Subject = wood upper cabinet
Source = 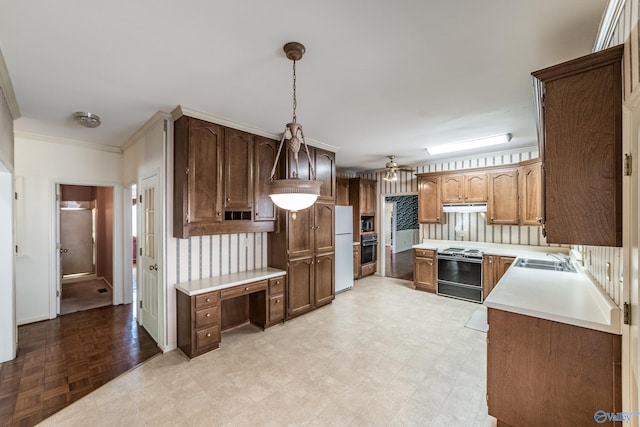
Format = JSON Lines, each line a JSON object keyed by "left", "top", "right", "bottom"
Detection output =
{"left": 359, "top": 179, "right": 377, "bottom": 215}
{"left": 441, "top": 175, "right": 463, "bottom": 203}
{"left": 315, "top": 148, "right": 336, "bottom": 202}
{"left": 464, "top": 173, "right": 488, "bottom": 202}
{"left": 519, "top": 160, "right": 542, "bottom": 226}
{"left": 287, "top": 207, "right": 314, "bottom": 259}
{"left": 315, "top": 252, "right": 335, "bottom": 307}
{"left": 173, "top": 115, "right": 276, "bottom": 237}
{"left": 314, "top": 202, "right": 335, "bottom": 254}
{"left": 253, "top": 136, "right": 278, "bottom": 222}
{"left": 174, "top": 116, "right": 223, "bottom": 238}
{"left": 224, "top": 128, "right": 254, "bottom": 211}
{"left": 414, "top": 249, "right": 436, "bottom": 292}
{"left": 336, "top": 177, "right": 350, "bottom": 206}
{"left": 417, "top": 175, "right": 445, "bottom": 224}
{"left": 441, "top": 173, "right": 487, "bottom": 203}
{"left": 532, "top": 45, "right": 623, "bottom": 246}
{"left": 487, "top": 169, "right": 519, "bottom": 225}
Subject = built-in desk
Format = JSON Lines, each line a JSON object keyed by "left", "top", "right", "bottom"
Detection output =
{"left": 175, "top": 267, "right": 286, "bottom": 359}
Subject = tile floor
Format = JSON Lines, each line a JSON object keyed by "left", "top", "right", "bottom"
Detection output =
{"left": 37, "top": 276, "right": 495, "bottom": 426}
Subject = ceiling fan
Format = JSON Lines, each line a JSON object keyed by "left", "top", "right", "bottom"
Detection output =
{"left": 382, "top": 155, "right": 414, "bottom": 181}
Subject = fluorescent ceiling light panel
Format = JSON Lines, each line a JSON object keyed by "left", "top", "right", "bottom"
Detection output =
{"left": 427, "top": 133, "right": 512, "bottom": 155}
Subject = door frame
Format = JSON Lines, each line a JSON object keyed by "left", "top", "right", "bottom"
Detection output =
{"left": 50, "top": 179, "right": 124, "bottom": 318}
{"left": 379, "top": 191, "right": 418, "bottom": 278}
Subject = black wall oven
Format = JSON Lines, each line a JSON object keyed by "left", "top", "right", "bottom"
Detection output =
{"left": 361, "top": 234, "right": 377, "bottom": 265}
{"left": 437, "top": 247, "right": 483, "bottom": 303}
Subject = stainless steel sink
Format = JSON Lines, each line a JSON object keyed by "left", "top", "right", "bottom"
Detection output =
{"left": 513, "top": 258, "right": 577, "bottom": 273}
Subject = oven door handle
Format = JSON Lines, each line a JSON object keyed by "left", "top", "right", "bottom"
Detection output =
{"left": 437, "top": 254, "right": 482, "bottom": 264}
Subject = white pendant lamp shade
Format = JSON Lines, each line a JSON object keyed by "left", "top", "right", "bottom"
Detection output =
{"left": 267, "top": 41, "right": 323, "bottom": 216}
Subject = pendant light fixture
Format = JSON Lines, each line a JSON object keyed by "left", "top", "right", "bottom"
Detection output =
{"left": 268, "top": 42, "right": 322, "bottom": 218}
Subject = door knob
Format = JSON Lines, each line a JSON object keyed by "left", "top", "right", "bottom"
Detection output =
{"left": 149, "top": 264, "right": 158, "bottom": 271}
{"left": 60, "top": 248, "right": 68, "bottom": 253}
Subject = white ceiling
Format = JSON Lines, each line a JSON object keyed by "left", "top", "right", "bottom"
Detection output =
{"left": 0, "top": 1, "right": 609, "bottom": 172}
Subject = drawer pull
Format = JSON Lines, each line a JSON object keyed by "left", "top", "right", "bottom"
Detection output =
{"left": 275, "top": 281, "right": 279, "bottom": 285}
{"left": 206, "top": 333, "right": 211, "bottom": 337}
{"left": 206, "top": 313, "right": 211, "bottom": 317}
{"left": 245, "top": 287, "right": 250, "bottom": 291}
{"left": 275, "top": 299, "right": 280, "bottom": 303}
{"left": 205, "top": 298, "right": 211, "bottom": 302}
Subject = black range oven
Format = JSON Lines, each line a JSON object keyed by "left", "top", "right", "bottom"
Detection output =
{"left": 361, "top": 234, "right": 377, "bottom": 265}
{"left": 437, "top": 247, "right": 483, "bottom": 303}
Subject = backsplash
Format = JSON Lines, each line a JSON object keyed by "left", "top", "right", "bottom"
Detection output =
{"left": 580, "top": 245, "right": 623, "bottom": 307}
{"left": 170, "top": 232, "right": 267, "bottom": 284}
{"left": 421, "top": 212, "right": 552, "bottom": 246}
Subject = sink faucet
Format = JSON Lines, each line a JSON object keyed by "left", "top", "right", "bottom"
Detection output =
{"left": 547, "top": 253, "right": 570, "bottom": 267}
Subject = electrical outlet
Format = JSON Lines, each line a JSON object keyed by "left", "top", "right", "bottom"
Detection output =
{"left": 455, "top": 230, "right": 464, "bottom": 238}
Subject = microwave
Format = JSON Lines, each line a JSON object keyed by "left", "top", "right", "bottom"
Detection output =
{"left": 361, "top": 219, "right": 373, "bottom": 232}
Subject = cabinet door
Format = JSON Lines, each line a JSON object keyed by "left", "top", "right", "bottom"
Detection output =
{"left": 188, "top": 119, "right": 223, "bottom": 225}
{"left": 315, "top": 253, "right": 335, "bottom": 306}
{"left": 418, "top": 176, "right": 444, "bottom": 224}
{"left": 287, "top": 257, "right": 314, "bottom": 318}
{"left": 464, "top": 173, "right": 488, "bottom": 202}
{"left": 287, "top": 208, "right": 314, "bottom": 258}
{"left": 497, "top": 256, "right": 515, "bottom": 279}
{"left": 365, "top": 180, "right": 377, "bottom": 214}
{"left": 483, "top": 255, "right": 497, "bottom": 297}
{"left": 254, "top": 136, "right": 278, "bottom": 222}
{"left": 336, "top": 177, "right": 350, "bottom": 206}
{"left": 487, "top": 170, "right": 519, "bottom": 225}
{"left": 287, "top": 144, "right": 313, "bottom": 180}
{"left": 224, "top": 128, "right": 254, "bottom": 211}
{"left": 414, "top": 255, "right": 435, "bottom": 292}
{"left": 314, "top": 202, "right": 335, "bottom": 254}
{"left": 315, "top": 148, "right": 336, "bottom": 202}
{"left": 519, "top": 162, "right": 542, "bottom": 226}
{"left": 441, "top": 175, "right": 463, "bottom": 203}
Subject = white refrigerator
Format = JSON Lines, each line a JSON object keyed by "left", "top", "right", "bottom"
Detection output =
{"left": 335, "top": 206, "right": 354, "bottom": 293}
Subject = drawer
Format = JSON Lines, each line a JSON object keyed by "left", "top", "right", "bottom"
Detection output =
{"left": 269, "top": 277, "right": 285, "bottom": 295}
{"left": 269, "top": 295, "right": 284, "bottom": 323}
{"left": 195, "top": 325, "right": 220, "bottom": 350}
{"left": 195, "top": 306, "right": 219, "bottom": 329}
{"left": 220, "top": 280, "right": 267, "bottom": 300}
{"left": 415, "top": 249, "right": 436, "bottom": 258}
{"left": 361, "top": 262, "right": 376, "bottom": 277}
{"left": 195, "top": 291, "right": 220, "bottom": 309}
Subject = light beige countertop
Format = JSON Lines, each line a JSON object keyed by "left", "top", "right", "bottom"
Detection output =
{"left": 175, "top": 267, "right": 286, "bottom": 296}
{"left": 412, "top": 239, "right": 621, "bottom": 334}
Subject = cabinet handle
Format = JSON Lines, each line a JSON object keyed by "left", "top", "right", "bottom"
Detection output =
{"left": 436, "top": 217, "right": 439, "bottom": 221}
{"left": 205, "top": 298, "right": 211, "bottom": 302}
{"left": 489, "top": 259, "right": 493, "bottom": 264}
{"left": 206, "top": 313, "right": 211, "bottom": 317}
{"left": 206, "top": 333, "right": 211, "bottom": 337}
{"left": 536, "top": 216, "right": 543, "bottom": 224}
{"left": 255, "top": 212, "right": 259, "bottom": 216}
{"left": 427, "top": 261, "right": 432, "bottom": 266}
{"left": 245, "top": 287, "right": 250, "bottom": 291}
{"left": 275, "top": 299, "right": 280, "bottom": 303}
{"left": 316, "top": 226, "right": 319, "bottom": 229}
{"left": 217, "top": 212, "right": 221, "bottom": 216}
{"left": 275, "top": 281, "right": 279, "bottom": 285}
{"left": 490, "top": 217, "right": 494, "bottom": 221}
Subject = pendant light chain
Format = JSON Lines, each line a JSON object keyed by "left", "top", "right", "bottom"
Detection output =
{"left": 292, "top": 60, "right": 297, "bottom": 123}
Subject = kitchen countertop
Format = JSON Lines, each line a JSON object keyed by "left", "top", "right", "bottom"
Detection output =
{"left": 413, "top": 239, "right": 622, "bottom": 334}
{"left": 175, "top": 267, "right": 286, "bottom": 296}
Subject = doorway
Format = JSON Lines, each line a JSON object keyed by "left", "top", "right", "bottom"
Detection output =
{"left": 57, "top": 184, "right": 114, "bottom": 315}
{"left": 382, "top": 194, "right": 419, "bottom": 281}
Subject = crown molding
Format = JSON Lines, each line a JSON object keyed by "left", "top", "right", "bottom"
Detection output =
{"left": 121, "top": 110, "right": 172, "bottom": 152}
{"left": 0, "top": 48, "right": 21, "bottom": 119}
{"left": 14, "top": 131, "right": 122, "bottom": 154}
{"left": 171, "top": 105, "right": 339, "bottom": 152}
{"left": 594, "top": 0, "right": 625, "bottom": 52}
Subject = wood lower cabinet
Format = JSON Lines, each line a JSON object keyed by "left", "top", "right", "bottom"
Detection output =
{"left": 353, "top": 245, "right": 360, "bottom": 280}
{"left": 483, "top": 255, "right": 515, "bottom": 298}
{"left": 532, "top": 45, "right": 623, "bottom": 246}
{"left": 487, "top": 308, "right": 621, "bottom": 426}
{"left": 414, "top": 249, "right": 436, "bottom": 292}
{"left": 418, "top": 175, "right": 444, "bottom": 224}
{"left": 487, "top": 169, "right": 519, "bottom": 225}
{"left": 177, "top": 290, "right": 221, "bottom": 358}
{"left": 287, "top": 257, "right": 314, "bottom": 318}
{"left": 267, "top": 276, "right": 285, "bottom": 326}
{"left": 315, "top": 253, "right": 335, "bottom": 307}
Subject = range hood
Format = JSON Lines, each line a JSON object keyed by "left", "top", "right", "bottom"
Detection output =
{"left": 442, "top": 203, "right": 487, "bottom": 213}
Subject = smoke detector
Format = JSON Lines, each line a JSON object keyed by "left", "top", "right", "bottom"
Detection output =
{"left": 73, "top": 112, "right": 101, "bottom": 128}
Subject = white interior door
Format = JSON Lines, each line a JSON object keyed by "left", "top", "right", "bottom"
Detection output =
{"left": 139, "top": 175, "right": 159, "bottom": 343}
{"left": 55, "top": 184, "right": 62, "bottom": 314}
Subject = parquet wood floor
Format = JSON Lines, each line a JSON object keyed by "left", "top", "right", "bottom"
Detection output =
{"left": 0, "top": 304, "right": 160, "bottom": 426}
{"left": 385, "top": 249, "right": 414, "bottom": 281}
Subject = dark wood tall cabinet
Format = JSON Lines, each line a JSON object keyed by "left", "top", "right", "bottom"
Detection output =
{"left": 532, "top": 45, "right": 623, "bottom": 246}
{"left": 268, "top": 147, "right": 336, "bottom": 319}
